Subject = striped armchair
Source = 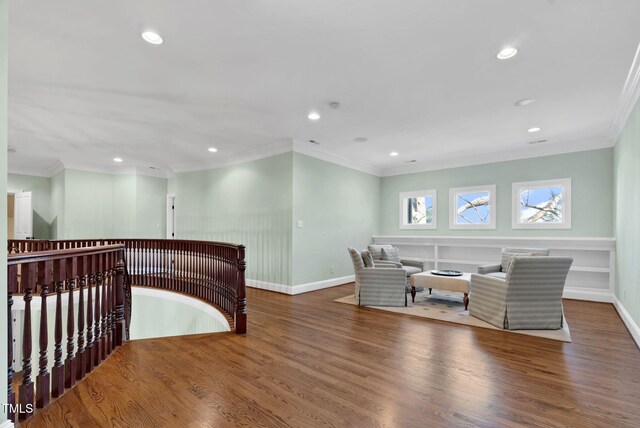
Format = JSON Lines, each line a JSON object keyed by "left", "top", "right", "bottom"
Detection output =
{"left": 348, "top": 248, "right": 406, "bottom": 307}
{"left": 469, "top": 256, "right": 573, "bottom": 330}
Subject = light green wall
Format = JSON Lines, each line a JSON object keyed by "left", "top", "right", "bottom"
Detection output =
{"left": 8, "top": 173, "right": 53, "bottom": 238}
{"left": 36, "top": 170, "right": 168, "bottom": 239}
{"left": 50, "top": 170, "right": 65, "bottom": 239}
{"left": 63, "top": 170, "right": 115, "bottom": 238}
{"left": 135, "top": 175, "right": 167, "bottom": 238}
{"left": 292, "top": 153, "right": 380, "bottom": 285}
{"left": 1, "top": 0, "right": 8, "bottom": 422}
{"left": 614, "top": 99, "right": 640, "bottom": 326}
{"left": 112, "top": 174, "right": 137, "bottom": 237}
{"left": 380, "top": 148, "right": 614, "bottom": 237}
{"left": 174, "top": 153, "right": 293, "bottom": 285}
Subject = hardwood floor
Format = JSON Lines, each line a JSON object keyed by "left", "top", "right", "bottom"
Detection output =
{"left": 22, "top": 284, "right": 640, "bottom": 427}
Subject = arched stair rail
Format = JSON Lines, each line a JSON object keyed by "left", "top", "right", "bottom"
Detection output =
{"left": 8, "top": 239, "right": 247, "bottom": 335}
{"left": 6, "top": 238, "right": 247, "bottom": 422}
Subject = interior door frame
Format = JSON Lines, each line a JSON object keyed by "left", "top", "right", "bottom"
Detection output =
{"left": 166, "top": 193, "right": 176, "bottom": 239}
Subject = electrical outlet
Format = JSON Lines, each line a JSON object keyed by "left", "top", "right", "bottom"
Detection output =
{"left": 330, "top": 266, "right": 334, "bottom": 274}
{"left": 297, "top": 220, "right": 303, "bottom": 228}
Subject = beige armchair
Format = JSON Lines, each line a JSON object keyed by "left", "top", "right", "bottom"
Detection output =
{"left": 348, "top": 248, "right": 406, "bottom": 307}
{"left": 367, "top": 244, "right": 428, "bottom": 293}
{"left": 469, "top": 256, "right": 573, "bottom": 330}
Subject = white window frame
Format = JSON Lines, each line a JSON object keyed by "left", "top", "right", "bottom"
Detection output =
{"left": 399, "top": 189, "right": 437, "bottom": 229}
{"left": 512, "top": 178, "right": 571, "bottom": 229}
{"left": 449, "top": 185, "right": 496, "bottom": 230}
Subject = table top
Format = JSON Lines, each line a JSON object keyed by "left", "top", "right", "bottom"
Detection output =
{"left": 412, "top": 271, "right": 472, "bottom": 281}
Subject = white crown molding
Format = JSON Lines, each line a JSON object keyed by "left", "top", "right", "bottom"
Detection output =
{"left": 171, "top": 138, "right": 294, "bottom": 173}
{"left": 293, "top": 142, "right": 383, "bottom": 176}
{"left": 608, "top": 40, "right": 640, "bottom": 144}
{"left": 63, "top": 163, "right": 171, "bottom": 178}
{"left": 380, "top": 136, "right": 612, "bottom": 177}
{"left": 8, "top": 159, "right": 64, "bottom": 178}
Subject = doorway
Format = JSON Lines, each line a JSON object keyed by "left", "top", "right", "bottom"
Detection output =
{"left": 166, "top": 194, "right": 176, "bottom": 239}
{"left": 7, "top": 193, "right": 14, "bottom": 239}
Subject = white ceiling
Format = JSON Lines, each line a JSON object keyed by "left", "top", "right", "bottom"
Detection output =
{"left": 8, "top": 0, "right": 640, "bottom": 177}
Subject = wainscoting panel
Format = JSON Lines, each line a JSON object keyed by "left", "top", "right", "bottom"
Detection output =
{"left": 373, "top": 236, "right": 616, "bottom": 302}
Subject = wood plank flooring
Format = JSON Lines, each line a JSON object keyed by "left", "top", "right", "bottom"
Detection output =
{"left": 22, "top": 284, "right": 640, "bottom": 427}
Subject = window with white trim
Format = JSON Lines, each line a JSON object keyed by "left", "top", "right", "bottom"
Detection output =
{"left": 449, "top": 185, "right": 496, "bottom": 229}
{"left": 512, "top": 178, "right": 571, "bottom": 229}
{"left": 399, "top": 190, "right": 437, "bottom": 229}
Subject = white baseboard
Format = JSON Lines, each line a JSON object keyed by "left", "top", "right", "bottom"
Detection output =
{"left": 246, "top": 279, "right": 292, "bottom": 294}
{"left": 0, "top": 420, "right": 15, "bottom": 428}
{"left": 613, "top": 296, "right": 640, "bottom": 349}
{"left": 563, "top": 287, "right": 614, "bottom": 303}
{"left": 291, "top": 275, "right": 355, "bottom": 295}
{"left": 246, "top": 275, "right": 354, "bottom": 296}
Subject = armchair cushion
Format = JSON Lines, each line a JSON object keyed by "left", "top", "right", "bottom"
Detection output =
{"left": 374, "top": 260, "right": 403, "bottom": 268}
{"left": 381, "top": 247, "right": 401, "bottom": 264}
{"left": 361, "top": 250, "right": 375, "bottom": 268}
{"left": 402, "top": 266, "right": 422, "bottom": 276}
{"left": 486, "top": 272, "right": 506, "bottom": 279}
{"left": 368, "top": 244, "right": 393, "bottom": 260}
{"left": 401, "top": 257, "right": 429, "bottom": 271}
{"left": 477, "top": 264, "right": 502, "bottom": 275}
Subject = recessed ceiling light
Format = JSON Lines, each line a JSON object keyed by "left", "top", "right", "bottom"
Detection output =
{"left": 497, "top": 47, "right": 518, "bottom": 60}
{"left": 515, "top": 98, "right": 535, "bottom": 107}
{"left": 208, "top": 147, "right": 218, "bottom": 153}
{"left": 354, "top": 137, "right": 368, "bottom": 143}
{"left": 113, "top": 157, "right": 123, "bottom": 163}
{"left": 528, "top": 127, "right": 541, "bottom": 133}
{"left": 308, "top": 112, "right": 320, "bottom": 121}
{"left": 390, "top": 151, "right": 399, "bottom": 157}
{"left": 141, "top": 31, "right": 163, "bottom": 45}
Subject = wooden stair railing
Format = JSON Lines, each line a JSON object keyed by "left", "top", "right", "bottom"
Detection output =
{"left": 6, "top": 244, "right": 130, "bottom": 422}
{"left": 8, "top": 239, "right": 247, "bottom": 335}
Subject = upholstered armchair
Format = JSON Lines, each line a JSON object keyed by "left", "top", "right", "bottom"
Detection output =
{"left": 469, "top": 256, "right": 573, "bottom": 330}
{"left": 367, "top": 244, "right": 428, "bottom": 293}
{"left": 348, "top": 248, "right": 407, "bottom": 307}
{"left": 477, "top": 247, "right": 550, "bottom": 279}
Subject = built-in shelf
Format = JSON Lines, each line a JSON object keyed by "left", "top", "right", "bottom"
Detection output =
{"left": 373, "top": 235, "right": 615, "bottom": 302}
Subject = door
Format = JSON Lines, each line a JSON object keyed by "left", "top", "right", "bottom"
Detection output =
{"left": 14, "top": 191, "right": 33, "bottom": 239}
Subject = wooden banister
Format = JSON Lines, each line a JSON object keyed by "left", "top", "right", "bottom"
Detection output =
{"left": 7, "top": 244, "right": 131, "bottom": 422}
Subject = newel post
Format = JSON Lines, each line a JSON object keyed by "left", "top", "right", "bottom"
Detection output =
{"left": 235, "top": 245, "right": 247, "bottom": 334}
{"left": 114, "top": 249, "right": 126, "bottom": 347}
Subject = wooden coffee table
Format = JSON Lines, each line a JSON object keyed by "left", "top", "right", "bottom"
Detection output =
{"left": 409, "top": 271, "right": 472, "bottom": 310}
